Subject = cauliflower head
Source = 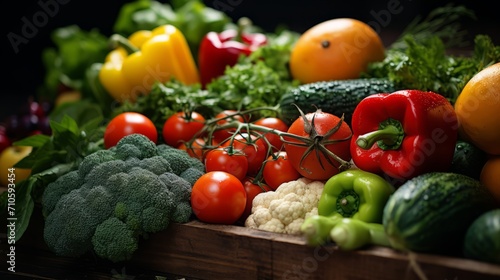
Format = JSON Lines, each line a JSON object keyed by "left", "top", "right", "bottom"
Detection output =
{"left": 244, "top": 177, "right": 324, "bottom": 235}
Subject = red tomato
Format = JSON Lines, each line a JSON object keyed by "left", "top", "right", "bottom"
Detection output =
{"left": 222, "top": 133, "right": 267, "bottom": 176}
{"left": 240, "top": 177, "right": 272, "bottom": 221}
{"left": 263, "top": 151, "right": 301, "bottom": 190}
{"left": 162, "top": 111, "right": 206, "bottom": 147}
{"left": 204, "top": 147, "right": 249, "bottom": 181}
{"left": 284, "top": 111, "right": 352, "bottom": 180}
{"left": 212, "top": 110, "right": 245, "bottom": 144}
{"left": 104, "top": 112, "right": 158, "bottom": 149}
{"left": 191, "top": 171, "right": 247, "bottom": 224}
{"left": 254, "top": 117, "right": 289, "bottom": 152}
{"left": 178, "top": 138, "right": 206, "bottom": 161}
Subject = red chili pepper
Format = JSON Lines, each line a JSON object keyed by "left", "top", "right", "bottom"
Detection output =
{"left": 349, "top": 90, "right": 458, "bottom": 181}
{"left": 198, "top": 18, "right": 267, "bottom": 88}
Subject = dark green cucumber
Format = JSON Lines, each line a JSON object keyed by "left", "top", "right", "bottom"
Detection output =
{"left": 383, "top": 172, "right": 496, "bottom": 255}
{"left": 463, "top": 209, "right": 500, "bottom": 264}
{"left": 278, "top": 78, "right": 398, "bottom": 125}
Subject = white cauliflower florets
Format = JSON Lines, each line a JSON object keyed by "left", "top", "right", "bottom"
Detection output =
{"left": 244, "top": 177, "right": 324, "bottom": 235}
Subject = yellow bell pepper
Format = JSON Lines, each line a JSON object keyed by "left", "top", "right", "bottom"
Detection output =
{"left": 99, "top": 25, "right": 200, "bottom": 102}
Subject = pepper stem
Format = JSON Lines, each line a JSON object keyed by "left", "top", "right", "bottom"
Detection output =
{"left": 336, "top": 190, "right": 360, "bottom": 217}
{"left": 109, "top": 34, "right": 139, "bottom": 54}
{"left": 235, "top": 17, "right": 252, "bottom": 42}
{"left": 356, "top": 118, "right": 405, "bottom": 150}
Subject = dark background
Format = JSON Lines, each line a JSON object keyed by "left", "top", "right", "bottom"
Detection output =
{"left": 2, "top": 0, "right": 499, "bottom": 120}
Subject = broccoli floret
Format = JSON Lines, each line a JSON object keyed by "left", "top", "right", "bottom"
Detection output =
{"left": 44, "top": 185, "right": 115, "bottom": 257}
{"left": 84, "top": 159, "right": 129, "bottom": 187}
{"left": 115, "top": 134, "right": 158, "bottom": 159}
{"left": 157, "top": 144, "right": 205, "bottom": 175}
{"left": 92, "top": 217, "right": 138, "bottom": 263}
{"left": 78, "top": 149, "right": 116, "bottom": 179}
{"left": 171, "top": 202, "right": 193, "bottom": 223}
{"left": 179, "top": 167, "right": 205, "bottom": 186}
{"left": 42, "top": 134, "right": 205, "bottom": 263}
{"left": 41, "top": 170, "right": 83, "bottom": 217}
{"left": 158, "top": 172, "right": 193, "bottom": 223}
{"left": 138, "top": 156, "right": 173, "bottom": 175}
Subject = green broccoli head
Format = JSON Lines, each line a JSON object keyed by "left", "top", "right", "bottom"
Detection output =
{"left": 42, "top": 133, "right": 205, "bottom": 262}
{"left": 92, "top": 217, "right": 138, "bottom": 263}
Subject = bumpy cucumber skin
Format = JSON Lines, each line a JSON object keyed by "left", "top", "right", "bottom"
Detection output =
{"left": 279, "top": 78, "right": 397, "bottom": 126}
{"left": 383, "top": 172, "right": 496, "bottom": 255}
{"left": 463, "top": 209, "right": 500, "bottom": 264}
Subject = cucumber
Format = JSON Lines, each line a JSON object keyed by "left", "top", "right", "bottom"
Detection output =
{"left": 463, "top": 209, "right": 500, "bottom": 264}
{"left": 278, "top": 78, "right": 398, "bottom": 125}
{"left": 450, "top": 140, "right": 488, "bottom": 180}
{"left": 383, "top": 172, "right": 496, "bottom": 255}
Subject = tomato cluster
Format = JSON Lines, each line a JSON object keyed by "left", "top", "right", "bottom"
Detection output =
{"left": 103, "top": 108, "right": 353, "bottom": 225}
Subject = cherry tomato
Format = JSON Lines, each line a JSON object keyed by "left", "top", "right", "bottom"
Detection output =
{"left": 212, "top": 110, "right": 245, "bottom": 144}
{"left": 178, "top": 138, "right": 206, "bottom": 161}
{"left": 222, "top": 133, "right": 267, "bottom": 176}
{"left": 204, "top": 147, "right": 249, "bottom": 181}
{"left": 191, "top": 171, "right": 247, "bottom": 224}
{"left": 263, "top": 151, "right": 301, "bottom": 190}
{"left": 254, "top": 117, "right": 289, "bottom": 152}
{"left": 162, "top": 111, "right": 206, "bottom": 147}
{"left": 104, "top": 112, "right": 158, "bottom": 149}
{"left": 240, "top": 177, "right": 272, "bottom": 221}
{"left": 284, "top": 110, "right": 352, "bottom": 180}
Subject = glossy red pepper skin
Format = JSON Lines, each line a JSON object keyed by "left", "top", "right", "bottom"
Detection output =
{"left": 350, "top": 90, "right": 458, "bottom": 181}
{"left": 198, "top": 29, "right": 267, "bottom": 87}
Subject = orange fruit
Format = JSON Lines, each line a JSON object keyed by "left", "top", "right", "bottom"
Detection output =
{"left": 289, "top": 18, "right": 385, "bottom": 84}
{"left": 480, "top": 156, "right": 500, "bottom": 203}
{"left": 454, "top": 62, "right": 500, "bottom": 155}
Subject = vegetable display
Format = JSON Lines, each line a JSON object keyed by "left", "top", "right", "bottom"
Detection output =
{"left": 3, "top": 1, "right": 500, "bottom": 277}
{"left": 350, "top": 90, "right": 458, "bottom": 181}
{"left": 42, "top": 134, "right": 205, "bottom": 262}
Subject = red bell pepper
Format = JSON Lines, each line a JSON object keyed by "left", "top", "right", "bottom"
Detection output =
{"left": 198, "top": 18, "right": 267, "bottom": 88}
{"left": 349, "top": 90, "right": 458, "bottom": 181}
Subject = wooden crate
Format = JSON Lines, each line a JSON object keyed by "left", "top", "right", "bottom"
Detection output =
{"left": 131, "top": 221, "right": 500, "bottom": 280}
{"left": 2, "top": 212, "right": 500, "bottom": 280}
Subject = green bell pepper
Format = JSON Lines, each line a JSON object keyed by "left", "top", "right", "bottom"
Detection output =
{"left": 318, "top": 169, "right": 395, "bottom": 221}
{"left": 301, "top": 169, "right": 394, "bottom": 246}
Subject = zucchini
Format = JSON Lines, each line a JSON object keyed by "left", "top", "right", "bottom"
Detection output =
{"left": 450, "top": 140, "right": 488, "bottom": 180}
{"left": 463, "top": 209, "right": 500, "bottom": 264}
{"left": 278, "top": 78, "right": 398, "bottom": 125}
{"left": 383, "top": 172, "right": 496, "bottom": 255}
